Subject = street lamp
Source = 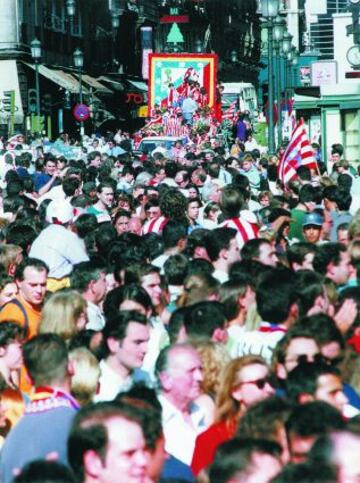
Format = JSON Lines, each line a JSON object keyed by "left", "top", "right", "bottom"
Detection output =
{"left": 292, "top": 49, "right": 299, "bottom": 93}
{"left": 73, "top": 47, "right": 84, "bottom": 104}
{"left": 273, "top": 15, "right": 286, "bottom": 147}
{"left": 110, "top": 10, "right": 122, "bottom": 70}
{"left": 194, "top": 39, "right": 203, "bottom": 53}
{"left": 282, "top": 32, "right": 293, "bottom": 111}
{"left": 282, "top": 31, "right": 293, "bottom": 55}
{"left": 66, "top": 0, "right": 76, "bottom": 54}
{"left": 230, "top": 50, "right": 238, "bottom": 63}
{"left": 260, "top": 0, "right": 280, "bottom": 155}
{"left": 73, "top": 47, "right": 84, "bottom": 137}
{"left": 111, "top": 11, "right": 120, "bottom": 28}
{"left": 287, "top": 47, "right": 298, "bottom": 99}
{"left": 31, "top": 38, "right": 41, "bottom": 127}
{"left": 66, "top": 0, "right": 76, "bottom": 17}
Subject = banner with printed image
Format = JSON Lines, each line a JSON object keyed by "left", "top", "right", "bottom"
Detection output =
{"left": 148, "top": 53, "right": 218, "bottom": 111}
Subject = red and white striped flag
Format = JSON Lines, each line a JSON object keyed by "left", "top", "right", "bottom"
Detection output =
{"left": 222, "top": 101, "right": 237, "bottom": 122}
{"left": 278, "top": 118, "right": 318, "bottom": 184}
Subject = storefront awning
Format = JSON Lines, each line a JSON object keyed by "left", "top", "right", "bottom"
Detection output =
{"left": 98, "top": 76, "right": 125, "bottom": 91}
{"left": 127, "top": 80, "right": 148, "bottom": 92}
{"left": 0, "top": 60, "right": 24, "bottom": 125}
{"left": 24, "top": 63, "right": 87, "bottom": 94}
{"left": 80, "top": 74, "right": 112, "bottom": 94}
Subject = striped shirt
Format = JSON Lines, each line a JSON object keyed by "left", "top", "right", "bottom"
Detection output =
{"left": 219, "top": 217, "right": 259, "bottom": 249}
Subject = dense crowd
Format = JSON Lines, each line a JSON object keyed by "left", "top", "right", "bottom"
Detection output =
{"left": 0, "top": 126, "right": 359, "bottom": 483}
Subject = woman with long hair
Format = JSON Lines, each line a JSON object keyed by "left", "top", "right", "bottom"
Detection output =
{"left": 192, "top": 340, "right": 230, "bottom": 427}
{"left": 191, "top": 355, "right": 274, "bottom": 476}
{"left": 69, "top": 347, "right": 101, "bottom": 407}
{"left": 39, "top": 290, "right": 87, "bottom": 344}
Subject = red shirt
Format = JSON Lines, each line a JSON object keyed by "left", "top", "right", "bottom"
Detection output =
{"left": 191, "top": 420, "right": 236, "bottom": 476}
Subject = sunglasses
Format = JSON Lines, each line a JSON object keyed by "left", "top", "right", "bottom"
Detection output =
{"left": 285, "top": 353, "right": 324, "bottom": 366}
{"left": 237, "top": 377, "right": 271, "bottom": 390}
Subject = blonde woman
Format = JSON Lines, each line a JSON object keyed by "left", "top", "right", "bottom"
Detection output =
{"left": 191, "top": 355, "right": 274, "bottom": 476}
{"left": 69, "top": 347, "right": 100, "bottom": 407}
{"left": 39, "top": 290, "right": 87, "bottom": 343}
{"left": 193, "top": 340, "right": 230, "bottom": 427}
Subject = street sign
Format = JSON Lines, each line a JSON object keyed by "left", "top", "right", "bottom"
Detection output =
{"left": 73, "top": 103, "right": 90, "bottom": 122}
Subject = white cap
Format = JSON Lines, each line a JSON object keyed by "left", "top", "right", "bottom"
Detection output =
{"left": 46, "top": 200, "right": 74, "bottom": 224}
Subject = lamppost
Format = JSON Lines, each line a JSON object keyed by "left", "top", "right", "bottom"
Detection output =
{"left": 73, "top": 47, "right": 84, "bottom": 137}
{"left": 260, "top": 0, "right": 280, "bottom": 155}
{"left": 30, "top": 38, "right": 41, "bottom": 127}
{"left": 282, "top": 31, "right": 293, "bottom": 108}
{"left": 286, "top": 46, "right": 297, "bottom": 100}
{"left": 66, "top": 0, "right": 76, "bottom": 17}
{"left": 273, "top": 15, "right": 285, "bottom": 147}
{"left": 194, "top": 39, "right": 203, "bottom": 53}
{"left": 230, "top": 50, "right": 238, "bottom": 63}
{"left": 291, "top": 47, "right": 299, "bottom": 98}
{"left": 111, "top": 10, "right": 120, "bottom": 71}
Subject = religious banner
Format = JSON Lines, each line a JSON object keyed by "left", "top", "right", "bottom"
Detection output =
{"left": 148, "top": 53, "right": 218, "bottom": 111}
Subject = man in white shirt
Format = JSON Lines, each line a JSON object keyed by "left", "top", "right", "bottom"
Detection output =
{"left": 29, "top": 200, "right": 89, "bottom": 290}
{"left": 70, "top": 261, "right": 107, "bottom": 331}
{"left": 156, "top": 343, "right": 206, "bottom": 465}
{"left": 94, "top": 311, "right": 150, "bottom": 402}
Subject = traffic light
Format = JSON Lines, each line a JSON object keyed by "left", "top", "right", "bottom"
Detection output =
{"left": 64, "top": 90, "right": 71, "bottom": 110}
{"left": 41, "top": 93, "right": 52, "bottom": 114}
{"left": 2, "top": 90, "right": 15, "bottom": 113}
{"left": 28, "top": 89, "right": 37, "bottom": 114}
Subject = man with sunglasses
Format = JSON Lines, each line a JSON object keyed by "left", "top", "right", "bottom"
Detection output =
{"left": 272, "top": 326, "right": 322, "bottom": 384}
{"left": 273, "top": 323, "right": 360, "bottom": 415}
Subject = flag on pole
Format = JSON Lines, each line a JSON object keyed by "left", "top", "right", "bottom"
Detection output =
{"left": 222, "top": 101, "right": 237, "bottom": 122}
{"left": 278, "top": 118, "right": 318, "bottom": 184}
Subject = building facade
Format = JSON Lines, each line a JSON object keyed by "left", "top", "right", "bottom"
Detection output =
{"left": 0, "top": 0, "right": 261, "bottom": 138}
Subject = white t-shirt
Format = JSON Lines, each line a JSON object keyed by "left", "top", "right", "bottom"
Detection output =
{"left": 158, "top": 395, "right": 207, "bottom": 465}
{"left": 29, "top": 224, "right": 89, "bottom": 278}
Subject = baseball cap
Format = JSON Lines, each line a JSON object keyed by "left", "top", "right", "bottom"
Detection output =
{"left": 46, "top": 200, "right": 74, "bottom": 224}
{"left": 303, "top": 212, "right": 323, "bottom": 227}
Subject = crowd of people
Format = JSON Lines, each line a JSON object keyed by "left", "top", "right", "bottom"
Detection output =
{"left": 0, "top": 124, "right": 358, "bottom": 483}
